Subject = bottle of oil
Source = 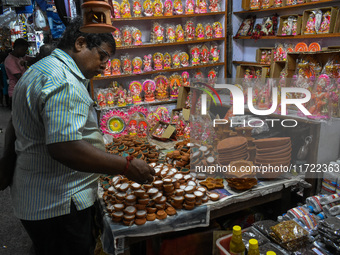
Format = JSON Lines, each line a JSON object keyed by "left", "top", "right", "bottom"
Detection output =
{"left": 229, "top": 225, "right": 245, "bottom": 255}
{"left": 266, "top": 252, "right": 276, "bottom": 255}
{"left": 248, "top": 239, "right": 260, "bottom": 255}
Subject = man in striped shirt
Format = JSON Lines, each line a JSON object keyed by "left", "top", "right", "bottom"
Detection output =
{"left": 0, "top": 18, "right": 155, "bottom": 255}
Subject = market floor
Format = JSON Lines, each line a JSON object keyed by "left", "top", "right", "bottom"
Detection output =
{"left": 0, "top": 106, "right": 32, "bottom": 255}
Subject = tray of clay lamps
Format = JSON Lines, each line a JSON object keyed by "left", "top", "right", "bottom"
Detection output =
{"left": 106, "top": 135, "right": 160, "bottom": 164}
{"left": 100, "top": 163, "right": 221, "bottom": 226}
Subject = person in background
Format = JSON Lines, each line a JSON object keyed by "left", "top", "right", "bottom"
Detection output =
{"left": 28, "top": 43, "right": 55, "bottom": 65}
{"left": 4, "top": 38, "right": 29, "bottom": 109}
{"left": 0, "top": 51, "right": 9, "bottom": 107}
{"left": 0, "top": 17, "right": 155, "bottom": 255}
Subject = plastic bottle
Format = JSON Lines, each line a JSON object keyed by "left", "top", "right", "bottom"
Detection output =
{"left": 287, "top": 206, "right": 311, "bottom": 219}
{"left": 248, "top": 239, "right": 260, "bottom": 255}
{"left": 320, "top": 194, "right": 340, "bottom": 205}
{"left": 266, "top": 252, "right": 276, "bottom": 255}
{"left": 323, "top": 204, "right": 340, "bottom": 217}
{"left": 229, "top": 225, "right": 245, "bottom": 255}
{"left": 306, "top": 195, "right": 325, "bottom": 213}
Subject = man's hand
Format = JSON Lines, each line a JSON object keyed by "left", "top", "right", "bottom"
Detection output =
{"left": 124, "top": 159, "right": 155, "bottom": 184}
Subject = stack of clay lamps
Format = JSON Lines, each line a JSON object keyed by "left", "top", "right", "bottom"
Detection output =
{"left": 101, "top": 163, "right": 220, "bottom": 226}
{"left": 254, "top": 137, "right": 292, "bottom": 179}
{"left": 217, "top": 136, "right": 249, "bottom": 165}
{"left": 226, "top": 160, "right": 258, "bottom": 190}
{"left": 106, "top": 135, "right": 160, "bottom": 164}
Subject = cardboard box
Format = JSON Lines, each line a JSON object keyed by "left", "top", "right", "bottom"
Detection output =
{"left": 269, "top": 61, "right": 287, "bottom": 78}
{"left": 256, "top": 48, "right": 274, "bottom": 64}
{"left": 151, "top": 121, "right": 176, "bottom": 141}
{"left": 302, "top": 7, "right": 339, "bottom": 35}
{"left": 177, "top": 86, "right": 190, "bottom": 109}
{"left": 277, "top": 15, "right": 302, "bottom": 36}
{"left": 236, "top": 64, "right": 270, "bottom": 84}
{"left": 170, "top": 108, "right": 182, "bottom": 125}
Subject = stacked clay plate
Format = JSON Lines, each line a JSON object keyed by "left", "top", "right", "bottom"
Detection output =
{"left": 254, "top": 137, "right": 292, "bottom": 179}
{"left": 226, "top": 160, "right": 258, "bottom": 190}
{"left": 217, "top": 136, "right": 249, "bottom": 165}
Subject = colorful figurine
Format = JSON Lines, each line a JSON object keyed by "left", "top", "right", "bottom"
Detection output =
{"left": 197, "top": 0, "right": 207, "bottom": 13}
{"left": 104, "top": 61, "right": 111, "bottom": 76}
{"left": 318, "top": 11, "right": 331, "bottom": 34}
{"left": 191, "top": 46, "right": 200, "bottom": 66}
{"left": 155, "top": 75, "right": 169, "bottom": 100}
{"left": 112, "top": 1, "right": 121, "bottom": 18}
{"left": 208, "top": 68, "right": 217, "bottom": 85}
{"left": 205, "top": 23, "right": 213, "bottom": 39}
{"left": 117, "top": 90, "right": 127, "bottom": 107}
{"left": 176, "top": 24, "right": 185, "bottom": 42}
{"left": 132, "top": 57, "right": 143, "bottom": 74}
{"left": 209, "top": 0, "right": 220, "bottom": 12}
{"left": 182, "top": 71, "right": 190, "bottom": 87}
{"left": 129, "top": 81, "right": 143, "bottom": 104}
{"left": 196, "top": 23, "right": 205, "bottom": 39}
{"left": 122, "top": 55, "right": 132, "bottom": 74}
{"left": 185, "top": 20, "right": 195, "bottom": 41}
{"left": 213, "top": 22, "right": 223, "bottom": 38}
{"left": 210, "top": 44, "right": 220, "bottom": 63}
{"left": 169, "top": 74, "right": 182, "bottom": 99}
{"left": 164, "top": 0, "right": 173, "bottom": 15}
{"left": 185, "top": 0, "right": 195, "bottom": 14}
{"left": 133, "top": 0, "right": 142, "bottom": 17}
{"left": 97, "top": 90, "right": 106, "bottom": 108}
{"left": 200, "top": 44, "right": 209, "bottom": 64}
{"left": 143, "top": 79, "right": 156, "bottom": 102}
{"left": 128, "top": 120, "right": 138, "bottom": 136}
{"left": 121, "top": 0, "right": 132, "bottom": 18}
{"left": 111, "top": 59, "right": 121, "bottom": 75}
{"left": 174, "top": 0, "right": 183, "bottom": 14}
{"left": 250, "top": 0, "right": 261, "bottom": 10}
{"left": 153, "top": 52, "right": 164, "bottom": 70}
{"left": 112, "top": 29, "right": 122, "bottom": 47}
{"left": 305, "top": 12, "right": 316, "bottom": 34}
{"left": 122, "top": 27, "right": 132, "bottom": 46}
{"left": 180, "top": 52, "right": 189, "bottom": 67}
{"left": 143, "top": 0, "right": 153, "bottom": 16}
{"left": 132, "top": 29, "right": 143, "bottom": 45}
{"left": 163, "top": 52, "right": 172, "bottom": 69}
{"left": 153, "top": 0, "right": 164, "bottom": 16}
{"left": 166, "top": 25, "right": 176, "bottom": 42}
{"left": 153, "top": 23, "right": 164, "bottom": 43}
{"left": 172, "top": 53, "right": 181, "bottom": 68}
{"left": 138, "top": 121, "right": 148, "bottom": 137}
{"left": 143, "top": 54, "right": 153, "bottom": 72}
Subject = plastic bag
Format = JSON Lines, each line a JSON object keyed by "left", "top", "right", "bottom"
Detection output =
{"left": 35, "top": 9, "right": 47, "bottom": 29}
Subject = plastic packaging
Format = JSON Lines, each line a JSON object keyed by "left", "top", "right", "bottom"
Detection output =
{"left": 248, "top": 239, "right": 260, "bottom": 255}
{"left": 323, "top": 204, "right": 340, "bottom": 217}
{"left": 320, "top": 163, "right": 339, "bottom": 195}
{"left": 306, "top": 195, "right": 325, "bottom": 213}
{"left": 320, "top": 193, "right": 340, "bottom": 205}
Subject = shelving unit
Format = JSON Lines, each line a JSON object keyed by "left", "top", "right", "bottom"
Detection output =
{"left": 112, "top": 11, "right": 225, "bottom": 20}
{"left": 231, "top": 0, "right": 340, "bottom": 77}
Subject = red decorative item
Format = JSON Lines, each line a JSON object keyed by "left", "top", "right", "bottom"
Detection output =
{"left": 308, "top": 42, "right": 321, "bottom": 52}
{"left": 295, "top": 42, "right": 308, "bottom": 52}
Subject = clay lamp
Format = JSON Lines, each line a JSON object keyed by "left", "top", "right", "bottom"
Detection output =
{"left": 174, "top": 173, "right": 183, "bottom": 181}
{"left": 135, "top": 204, "right": 146, "bottom": 210}
{"left": 166, "top": 207, "right": 177, "bottom": 216}
{"left": 194, "top": 190, "right": 204, "bottom": 199}
{"left": 149, "top": 163, "right": 157, "bottom": 168}
{"left": 197, "top": 173, "right": 206, "bottom": 180}
{"left": 161, "top": 170, "right": 169, "bottom": 177}
{"left": 107, "top": 186, "right": 116, "bottom": 194}
{"left": 138, "top": 198, "right": 150, "bottom": 205}
{"left": 185, "top": 200, "right": 196, "bottom": 206}
{"left": 146, "top": 213, "right": 156, "bottom": 221}
{"left": 124, "top": 206, "right": 137, "bottom": 215}
{"left": 184, "top": 193, "right": 196, "bottom": 201}
{"left": 114, "top": 203, "right": 125, "bottom": 212}
{"left": 173, "top": 196, "right": 184, "bottom": 204}
{"left": 156, "top": 210, "right": 167, "bottom": 220}
{"left": 157, "top": 196, "right": 167, "bottom": 204}
{"left": 208, "top": 192, "right": 220, "bottom": 201}
{"left": 163, "top": 178, "right": 172, "bottom": 185}
{"left": 153, "top": 180, "right": 163, "bottom": 189}
{"left": 146, "top": 207, "right": 157, "bottom": 214}
{"left": 134, "top": 218, "right": 147, "bottom": 225}
{"left": 152, "top": 192, "right": 163, "bottom": 202}
{"left": 111, "top": 211, "right": 123, "bottom": 222}
{"left": 123, "top": 214, "right": 135, "bottom": 221}
{"left": 171, "top": 201, "right": 183, "bottom": 209}
{"left": 155, "top": 203, "right": 166, "bottom": 210}
{"left": 184, "top": 185, "right": 195, "bottom": 194}
{"left": 136, "top": 210, "right": 147, "bottom": 219}
{"left": 131, "top": 183, "right": 141, "bottom": 190}
{"left": 187, "top": 180, "right": 197, "bottom": 187}
{"left": 116, "top": 192, "right": 126, "bottom": 201}
{"left": 183, "top": 204, "right": 195, "bottom": 210}
{"left": 125, "top": 195, "right": 136, "bottom": 203}
{"left": 134, "top": 189, "right": 145, "bottom": 198}
{"left": 142, "top": 184, "right": 153, "bottom": 190}
{"left": 163, "top": 184, "right": 174, "bottom": 193}
{"left": 147, "top": 188, "right": 159, "bottom": 197}
{"left": 195, "top": 199, "right": 202, "bottom": 206}
{"left": 175, "top": 189, "right": 184, "bottom": 196}
{"left": 119, "top": 183, "right": 130, "bottom": 192}
{"left": 179, "top": 185, "right": 187, "bottom": 190}
{"left": 197, "top": 186, "right": 207, "bottom": 194}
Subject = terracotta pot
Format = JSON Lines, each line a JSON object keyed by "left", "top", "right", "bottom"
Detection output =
{"left": 253, "top": 137, "right": 291, "bottom": 149}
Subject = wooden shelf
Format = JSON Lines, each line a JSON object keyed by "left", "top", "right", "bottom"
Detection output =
{"left": 112, "top": 12, "right": 225, "bottom": 21}
{"left": 117, "top": 37, "right": 225, "bottom": 50}
{"left": 95, "top": 99, "right": 177, "bottom": 111}
{"left": 234, "top": 0, "right": 340, "bottom": 15}
{"left": 93, "top": 62, "right": 225, "bottom": 80}
{"left": 234, "top": 33, "right": 340, "bottom": 40}
{"left": 232, "top": 61, "right": 271, "bottom": 66}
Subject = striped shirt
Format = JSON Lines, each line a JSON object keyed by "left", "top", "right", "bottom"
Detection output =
{"left": 11, "top": 48, "right": 105, "bottom": 220}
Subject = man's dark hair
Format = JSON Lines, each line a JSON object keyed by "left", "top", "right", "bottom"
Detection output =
{"left": 13, "top": 38, "right": 29, "bottom": 49}
{"left": 57, "top": 17, "right": 116, "bottom": 54}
